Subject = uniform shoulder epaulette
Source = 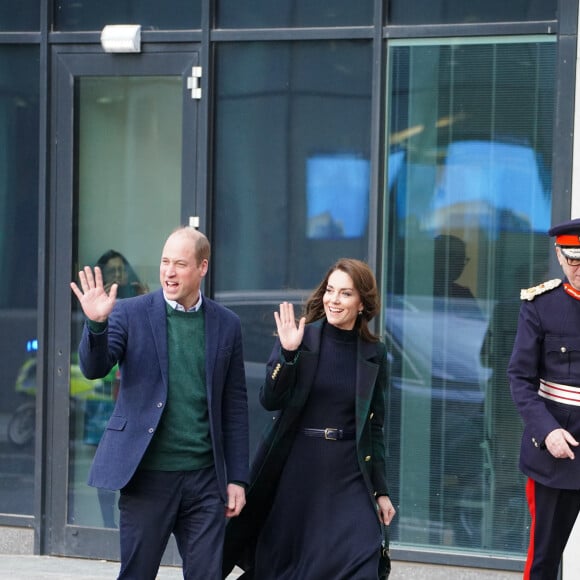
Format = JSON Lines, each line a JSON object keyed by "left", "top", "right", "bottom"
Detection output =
{"left": 520, "top": 278, "right": 562, "bottom": 301}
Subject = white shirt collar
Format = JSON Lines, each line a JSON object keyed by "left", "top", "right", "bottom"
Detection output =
{"left": 163, "top": 292, "right": 203, "bottom": 312}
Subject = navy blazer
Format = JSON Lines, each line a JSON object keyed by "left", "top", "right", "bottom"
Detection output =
{"left": 79, "top": 288, "right": 249, "bottom": 498}
{"left": 508, "top": 281, "right": 580, "bottom": 489}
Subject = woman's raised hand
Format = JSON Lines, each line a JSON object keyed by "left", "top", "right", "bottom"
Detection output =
{"left": 274, "top": 301, "right": 305, "bottom": 351}
{"left": 70, "top": 266, "right": 117, "bottom": 323}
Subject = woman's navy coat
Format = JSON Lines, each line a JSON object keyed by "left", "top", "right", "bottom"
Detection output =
{"left": 223, "top": 319, "right": 389, "bottom": 577}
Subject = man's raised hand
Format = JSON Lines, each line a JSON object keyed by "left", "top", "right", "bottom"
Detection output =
{"left": 70, "top": 266, "right": 117, "bottom": 323}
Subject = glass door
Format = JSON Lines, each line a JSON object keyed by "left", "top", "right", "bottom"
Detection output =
{"left": 47, "top": 46, "right": 201, "bottom": 561}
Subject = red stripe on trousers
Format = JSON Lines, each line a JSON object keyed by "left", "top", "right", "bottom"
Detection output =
{"left": 524, "top": 478, "right": 536, "bottom": 580}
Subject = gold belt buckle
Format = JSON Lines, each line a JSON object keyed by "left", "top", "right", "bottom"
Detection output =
{"left": 324, "top": 427, "right": 339, "bottom": 440}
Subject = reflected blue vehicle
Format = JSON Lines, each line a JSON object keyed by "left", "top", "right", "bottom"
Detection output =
{"left": 385, "top": 294, "right": 491, "bottom": 403}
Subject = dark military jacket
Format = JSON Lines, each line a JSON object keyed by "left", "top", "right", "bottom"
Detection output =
{"left": 222, "top": 319, "right": 389, "bottom": 578}
{"left": 508, "top": 280, "right": 580, "bottom": 489}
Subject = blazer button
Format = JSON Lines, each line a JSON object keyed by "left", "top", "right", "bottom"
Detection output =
{"left": 365, "top": 455, "right": 371, "bottom": 462}
{"left": 561, "top": 346, "right": 567, "bottom": 353}
{"left": 148, "top": 428, "right": 154, "bottom": 434}
{"left": 157, "top": 402, "right": 163, "bottom": 408}
{"left": 369, "top": 412, "right": 374, "bottom": 420}
{"left": 532, "top": 437, "right": 539, "bottom": 448}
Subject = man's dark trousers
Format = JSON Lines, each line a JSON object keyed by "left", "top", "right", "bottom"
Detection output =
{"left": 117, "top": 467, "right": 225, "bottom": 580}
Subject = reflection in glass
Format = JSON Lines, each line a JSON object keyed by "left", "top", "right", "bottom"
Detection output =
{"left": 0, "top": 46, "right": 39, "bottom": 517}
{"left": 306, "top": 154, "right": 370, "bottom": 240}
{"left": 96, "top": 249, "right": 150, "bottom": 298}
{"left": 383, "top": 38, "right": 555, "bottom": 556}
{"left": 213, "top": 40, "right": 372, "bottom": 292}
{"left": 68, "top": 76, "right": 182, "bottom": 527}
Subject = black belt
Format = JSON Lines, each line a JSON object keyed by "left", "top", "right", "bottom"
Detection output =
{"left": 302, "top": 427, "right": 356, "bottom": 441}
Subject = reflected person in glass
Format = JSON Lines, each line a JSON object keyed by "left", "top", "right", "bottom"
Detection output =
{"left": 223, "top": 258, "right": 396, "bottom": 579}
{"left": 433, "top": 234, "right": 482, "bottom": 319}
{"left": 96, "top": 249, "right": 149, "bottom": 298}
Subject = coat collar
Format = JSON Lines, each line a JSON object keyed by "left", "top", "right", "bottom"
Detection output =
{"left": 302, "top": 318, "right": 380, "bottom": 361}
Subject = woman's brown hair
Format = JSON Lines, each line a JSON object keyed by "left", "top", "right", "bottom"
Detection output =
{"left": 303, "top": 258, "right": 380, "bottom": 342}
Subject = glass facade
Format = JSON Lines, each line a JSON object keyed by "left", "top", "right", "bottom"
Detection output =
{"left": 0, "top": 0, "right": 40, "bottom": 31}
{"left": 216, "top": 0, "right": 373, "bottom": 28}
{"left": 211, "top": 34, "right": 557, "bottom": 561}
{"left": 0, "top": 46, "right": 39, "bottom": 517}
{"left": 68, "top": 76, "right": 183, "bottom": 528}
{"left": 383, "top": 38, "right": 555, "bottom": 553}
{"left": 213, "top": 40, "right": 373, "bottom": 293}
{"left": 0, "top": 0, "right": 573, "bottom": 573}
{"left": 54, "top": 0, "right": 201, "bottom": 31}
{"left": 387, "top": 0, "right": 557, "bottom": 25}
{"left": 213, "top": 40, "right": 374, "bottom": 450}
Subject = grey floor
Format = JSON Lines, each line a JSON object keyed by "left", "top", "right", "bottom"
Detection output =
{"left": 0, "top": 555, "right": 522, "bottom": 579}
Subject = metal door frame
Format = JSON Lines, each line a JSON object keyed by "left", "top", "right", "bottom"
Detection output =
{"left": 45, "top": 43, "right": 201, "bottom": 561}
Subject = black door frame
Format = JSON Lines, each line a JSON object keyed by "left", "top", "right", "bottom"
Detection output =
{"left": 45, "top": 43, "right": 201, "bottom": 561}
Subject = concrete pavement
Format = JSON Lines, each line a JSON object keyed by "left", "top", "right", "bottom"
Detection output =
{"left": 0, "top": 554, "right": 522, "bottom": 579}
{"left": 0, "top": 555, "right": 244, "bottom": 579}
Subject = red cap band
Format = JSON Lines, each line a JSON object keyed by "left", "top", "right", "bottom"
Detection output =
{"left": 556, "top": 234, "right": 580, "bottom": 246}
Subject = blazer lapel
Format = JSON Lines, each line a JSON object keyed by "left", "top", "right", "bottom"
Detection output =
{"left": 355, "top": 339, "right": 380, "bottom": 440}
{"left": 203, "top": 297, "right": 219, "bottom": 406}
{"left": 282, "top": 321, "right": 323, "bottom": 417}
{"left": 298, "top": 320, "right": 323, "bottom": 394}
{"left": 148, "top": 289, "right": 169, "bottom": 389}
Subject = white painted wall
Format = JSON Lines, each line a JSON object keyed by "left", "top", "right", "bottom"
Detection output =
{"left": 563, "top": 516, "right": 580, "bottom": 578}
{"left": 562, "top": 8, "right": 580, "bottom": 578}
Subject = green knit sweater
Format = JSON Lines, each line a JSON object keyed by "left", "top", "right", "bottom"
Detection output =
{"left": 140, "top": 305, "right": 214, "bottom": 471}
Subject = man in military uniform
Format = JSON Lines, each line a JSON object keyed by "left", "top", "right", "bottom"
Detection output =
{"left": 508, "top": 218, "right": 580, "bottom": 579}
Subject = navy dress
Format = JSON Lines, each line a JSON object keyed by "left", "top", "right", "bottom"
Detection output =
{"left": 253, "top": 323, "right": 382, "bottom": 579}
